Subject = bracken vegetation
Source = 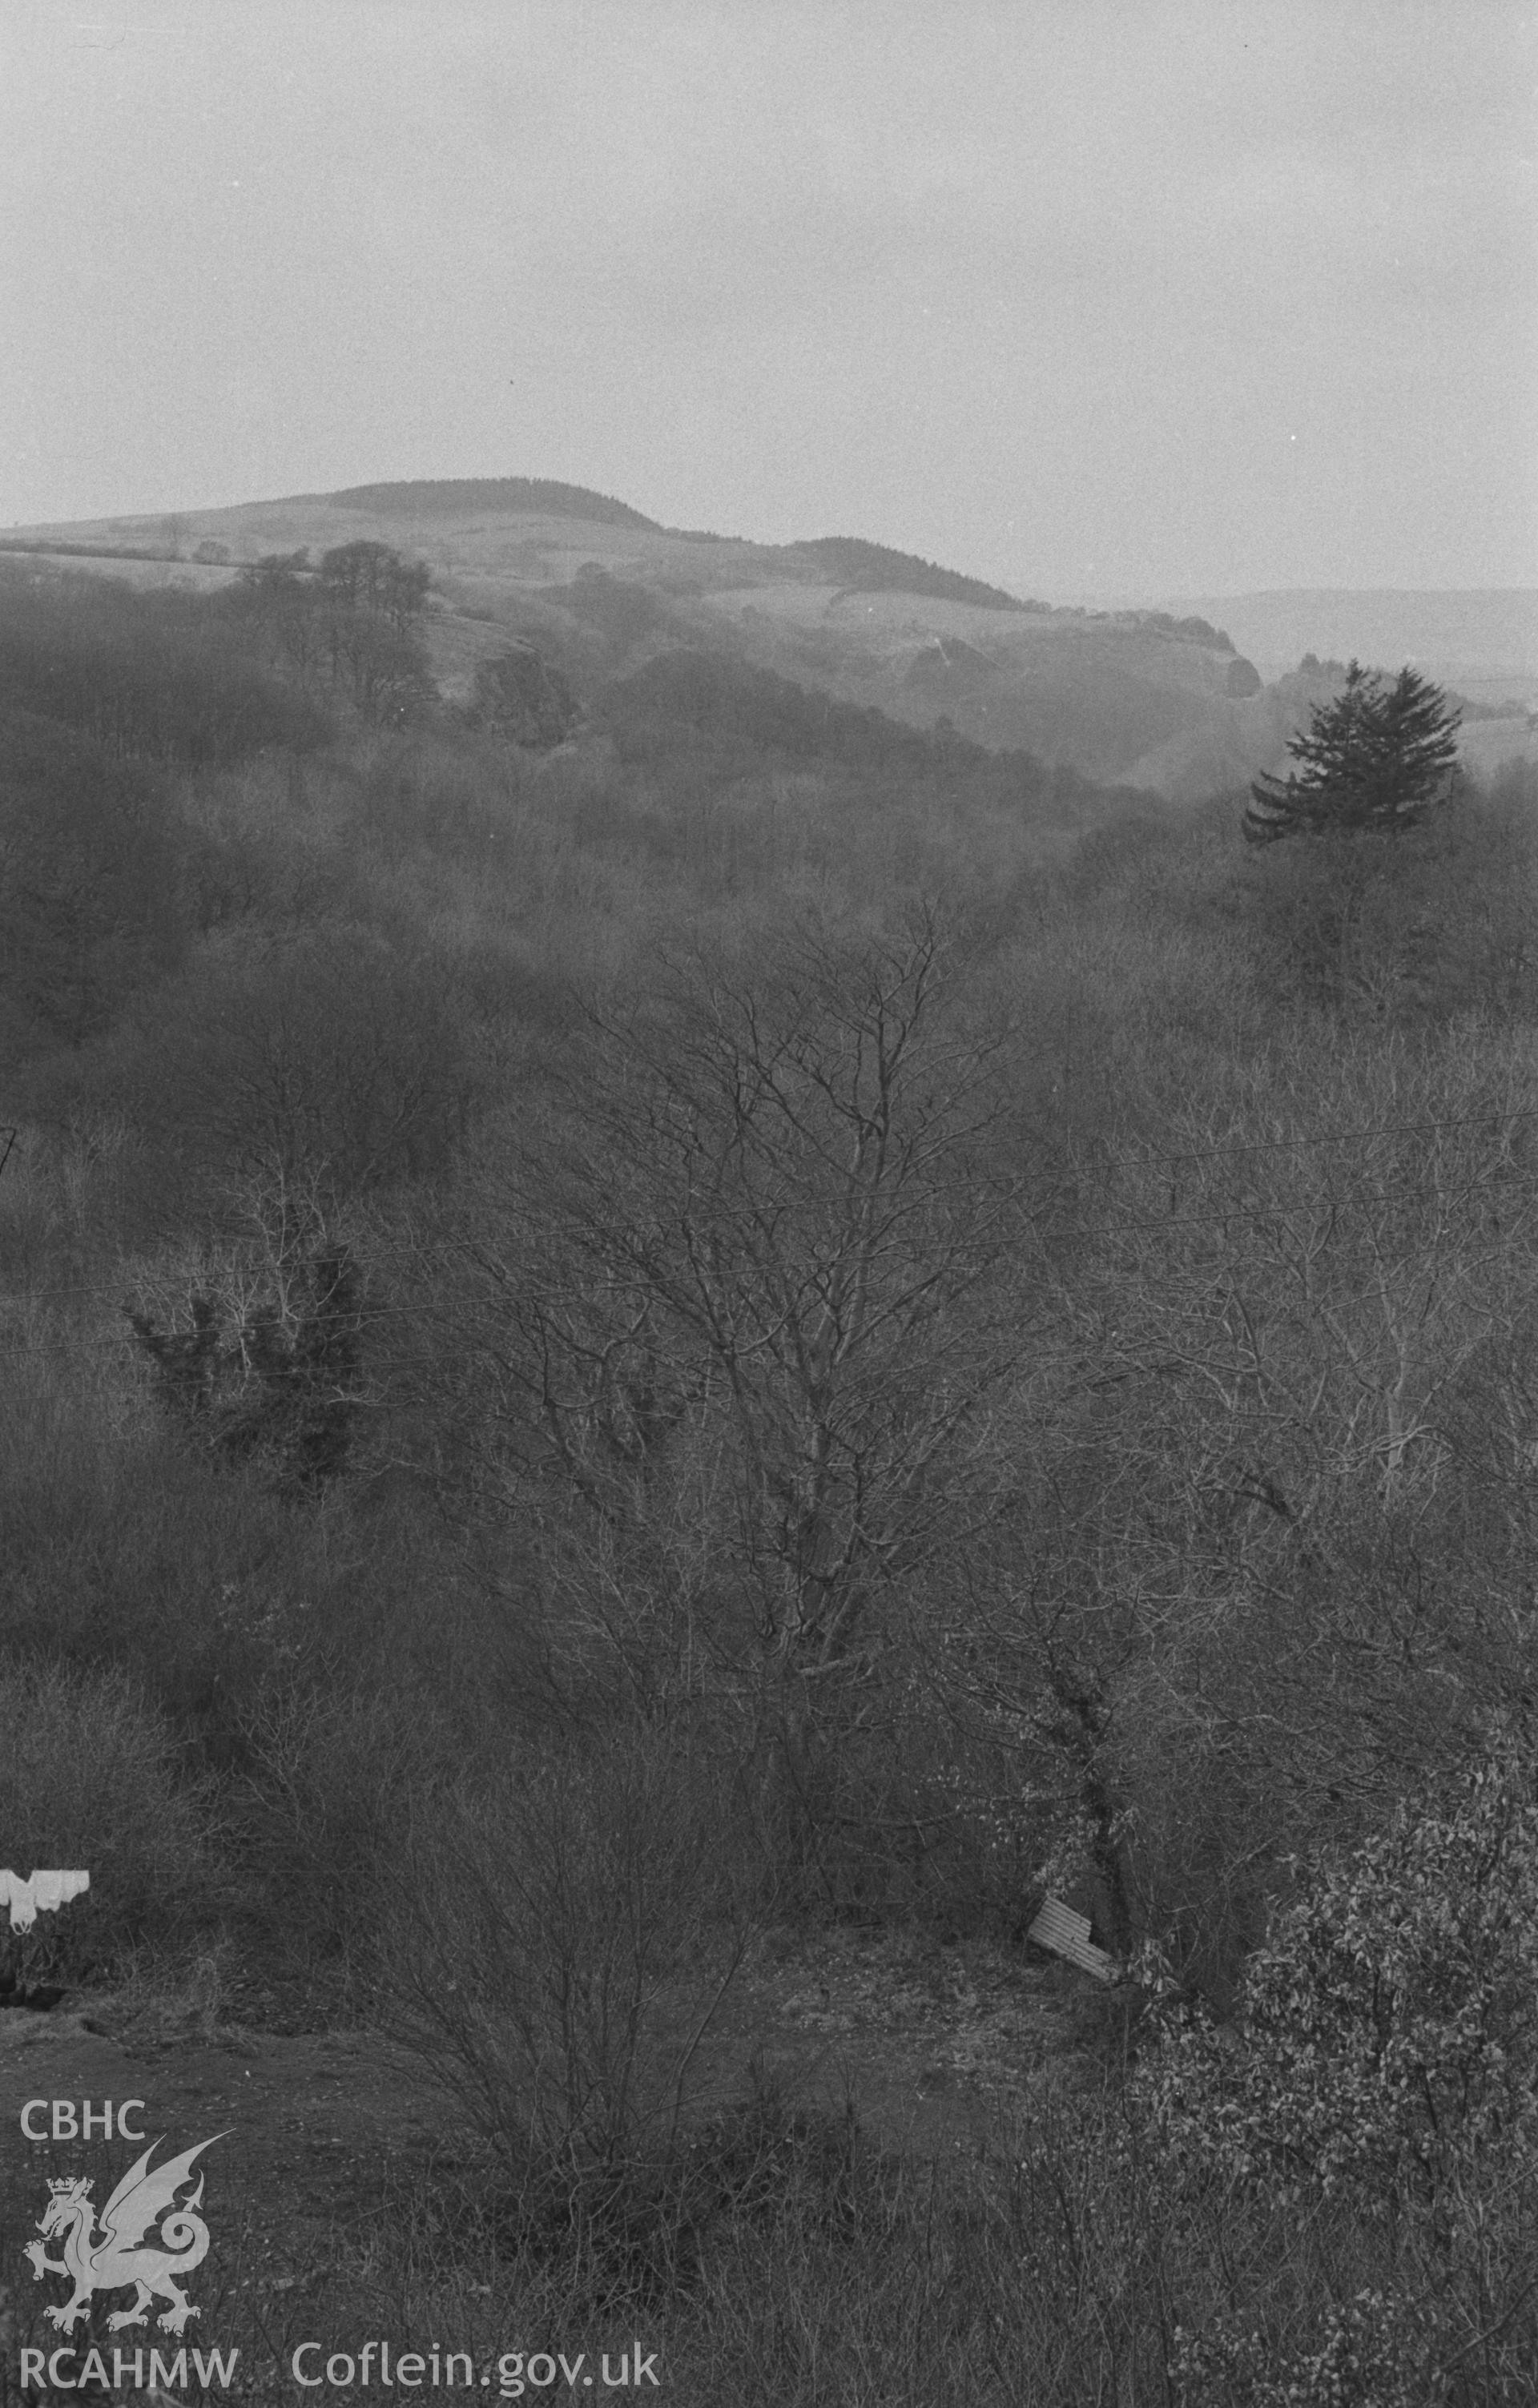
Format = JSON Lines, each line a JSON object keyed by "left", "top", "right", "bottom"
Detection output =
{"left": 2, "top": 549, "right": 1536, "bottom": 2401}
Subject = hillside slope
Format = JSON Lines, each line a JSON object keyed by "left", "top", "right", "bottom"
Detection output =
{"left": 19, "top": 485, "right": 1511, "bottom": 799}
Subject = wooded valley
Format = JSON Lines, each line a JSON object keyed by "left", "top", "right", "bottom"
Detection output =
{"left": 3, "top": 542, "right": 1536, "bottom": 2402}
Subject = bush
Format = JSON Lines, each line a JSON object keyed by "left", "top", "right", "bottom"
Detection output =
{"left": 674, "top": 2082, "right": 1173, "bottom": 2404}
{"left": 598, "top": 649, "right": 973, "bottom": 781}
{"left": 109, "top": 923, "right": 486, "bottom": 1198}
{"left": 382, "top": 1720, "right": 761, "bottom": 2199}
{"left": 0, "top": 567, "right": 328, "bottom": 765}
{"left": 1133, "top": 1728, "right": 1538, "bottom": 2400}
{"left": 469, "top": 647, "right": 578, "bottom": 748}
{"left": 0, "top": 1303, "right": 370, "bottom": 1764}
{"left": 127, "top": 1215, "right": 367, "bottom": 1491}
{"left": 0, "top": 1656, "right": 214, "bottom": 1980}
{"left": 1138, "top": 1730, "right": 1538, "bottom": 2196}
{"left": 1234, "top": 783, "right": 1538, "bottom": 1023}
{"left": 215, "top": 1679, "right": 445, "bottom": 2015}
{"left": 0, "top": 708, "right": 190, "bottom": 1051}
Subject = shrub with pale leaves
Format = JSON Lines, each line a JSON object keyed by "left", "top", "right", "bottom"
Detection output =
{"left": 1133, "top": 1732, "right": 1538, "bottom": 2402}
{"left": 1136, "top": 1733, "right": 1538, "bottom": 2207}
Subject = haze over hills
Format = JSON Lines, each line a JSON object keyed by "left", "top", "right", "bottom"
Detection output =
{"left": 1153, "top": 589, "right": 1538, "bottom": 703}
{"left": 7, "top": 480, "right": 1535, "bottom": 799}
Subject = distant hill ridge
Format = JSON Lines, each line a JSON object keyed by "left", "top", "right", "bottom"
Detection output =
{"left": 325, "top": 477, "right": 663, "bottom": 530}
{"left": 778, "top": 537, "right": 1032, "bottom": 614}
{"left": 42, "top": 477, "right": 1510, "bottom": 798}
{"left": 318, "top": 482, "right": 1032, "bottom": 613}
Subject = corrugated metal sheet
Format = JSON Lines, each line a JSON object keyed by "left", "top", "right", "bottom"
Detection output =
{"left": 1027, "top": 1895, "right": 1115, "bottom": 1983}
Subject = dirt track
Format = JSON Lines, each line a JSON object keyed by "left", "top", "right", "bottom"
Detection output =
{"left": 0, "top": 1927, "right": 1095, "bottom": 2394}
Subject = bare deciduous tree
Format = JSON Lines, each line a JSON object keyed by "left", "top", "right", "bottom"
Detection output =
{"left": 459, "top": 908, "right": 1036, "bottom": 1782}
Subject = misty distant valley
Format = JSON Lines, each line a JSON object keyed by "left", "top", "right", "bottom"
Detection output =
{"left": 3, "top": 479, "right": 1538, "bottom": 2402}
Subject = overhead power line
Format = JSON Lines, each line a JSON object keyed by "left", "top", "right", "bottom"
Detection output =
{"left": 1136, "top": 1106, "right": 1538, "bottom": 1169}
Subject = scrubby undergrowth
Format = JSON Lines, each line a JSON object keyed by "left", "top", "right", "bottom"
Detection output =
{"left": 3, "top": 558, "right": 1537, "bottom": 2400}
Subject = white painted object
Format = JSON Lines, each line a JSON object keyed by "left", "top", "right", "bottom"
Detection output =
{"left": 0, "top": 1870, "right": 91, "bottom": 1933}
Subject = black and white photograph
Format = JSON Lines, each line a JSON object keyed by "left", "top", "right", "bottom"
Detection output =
{"left": 2, "top": 2, "right": 1536, "bottom": 2398}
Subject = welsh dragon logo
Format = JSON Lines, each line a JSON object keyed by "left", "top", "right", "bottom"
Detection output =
{"left": 23, "top": 2133, "right": 226, "bottom": 2335}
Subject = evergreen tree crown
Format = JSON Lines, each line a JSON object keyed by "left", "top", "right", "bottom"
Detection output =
{"left": 1245, "top": 660, "right": 1460, "bottom": 844}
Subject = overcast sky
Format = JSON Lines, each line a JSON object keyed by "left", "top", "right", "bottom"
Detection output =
{"left": 2, "top": 0, "right": 1533, "bottom": 598}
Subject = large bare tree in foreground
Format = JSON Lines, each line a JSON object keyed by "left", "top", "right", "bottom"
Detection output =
{"left": 461, "top": 908, "right": 1034, "bottom": 1778}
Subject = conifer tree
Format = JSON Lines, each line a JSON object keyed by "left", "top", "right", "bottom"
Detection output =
{"left": 1245, "top": 660, "right": 1461, "bottom": 843}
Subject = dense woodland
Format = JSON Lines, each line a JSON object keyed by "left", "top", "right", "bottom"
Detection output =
{"left": 3, "top": 550, "right": 1537, "bottom": 2401}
